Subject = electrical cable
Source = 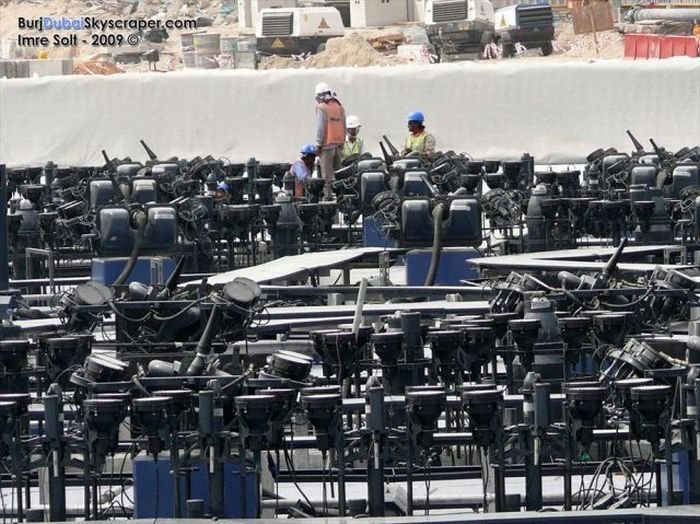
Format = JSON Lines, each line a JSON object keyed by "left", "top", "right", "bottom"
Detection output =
{"left": 282, "top": 442, "right": 316, "bottom": 516}
{"left": 113, "top": 210, "right": 148, "bottom": 286}
{"left": 424, "top": 202, "right": 445, "bottom": 286}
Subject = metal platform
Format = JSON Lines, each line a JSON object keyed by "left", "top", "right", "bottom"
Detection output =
{"left": 470, "top": 244, "right": 689, "bottom": 275}
{"left": 191, "top": 247, "right": 402, "bottom": 286}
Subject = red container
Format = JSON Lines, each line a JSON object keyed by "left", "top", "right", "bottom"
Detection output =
{"left": 624, "top": 34, "right": 699, "bottom": 59}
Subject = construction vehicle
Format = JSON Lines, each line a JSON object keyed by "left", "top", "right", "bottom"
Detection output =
{"left": 255, "top": 6, "right": 345, "bottom": 56}
{"left": 493, "top": 3, "right": 555, "bottom": 57}
{"left": 422, "top": 0, "right": 496, "bottom": 61}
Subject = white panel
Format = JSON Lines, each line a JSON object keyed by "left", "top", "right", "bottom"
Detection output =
{"left": 238, "top": 0, "right": 253, "bottom": 29}
{"left": 251, "top": 0, "right": 297, "bottom": 29}
{"left": 1, "top": 59, "right": 699, "bottom": 168}
{"left": 411, "top": 0, "right": 427, "bottom": 22}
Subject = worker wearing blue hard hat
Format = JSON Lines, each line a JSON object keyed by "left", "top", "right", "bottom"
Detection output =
{"left": 287, "top": 144, "right": 317, "bottom": 197}
{"left": 403, "top": 111, "right": 436, "bottom": 156}
{"left": 215, "top": 180, "right": 230, "bottom": 202}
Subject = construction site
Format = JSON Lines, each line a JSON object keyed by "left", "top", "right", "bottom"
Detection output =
{"left": 1, "top": 0, "right": 700, "bottom": 523}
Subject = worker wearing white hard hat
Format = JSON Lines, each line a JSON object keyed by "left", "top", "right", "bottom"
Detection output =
{"left": 314, "top": 81, "right": 346, "bottom": 200}
{"left": 341, "top": 115, "right": 364, "bottom": 162}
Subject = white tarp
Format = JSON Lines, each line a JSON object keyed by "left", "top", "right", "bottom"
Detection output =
{"left": 1, "top": 58, "right": 699, "bottom": 168}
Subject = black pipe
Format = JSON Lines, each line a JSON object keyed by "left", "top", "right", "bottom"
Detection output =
{"left": 0, "top": 165, "right": 8, "bottom": 290}
{"left": 186, "top": 304, "right": 220, "bottom": 376}
{"left": 424, "top": 202, "right": 446, "bottom": 286}
{"left": 112, "top": 210, "right": 147, "bottom": 286}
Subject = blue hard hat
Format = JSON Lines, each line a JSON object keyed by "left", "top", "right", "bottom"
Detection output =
{"left": 407, "top": 111, "right": 425, "bottom": 123}
{"left": 300, "top": 144, "right": 316, "bottom": 155}
{"left": 217, "top": 181, "right": 230, "bottom": 192}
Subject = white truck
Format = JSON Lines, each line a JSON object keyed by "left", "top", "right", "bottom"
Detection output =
{"left": 255, "top": 7, "right": 345, "bottom": 56}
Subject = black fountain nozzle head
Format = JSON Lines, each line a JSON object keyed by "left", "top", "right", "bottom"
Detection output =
{"left": 302, "top": 393, "right": 342, "bottom": 451}
{"left": 565, "top": 386, "right": 605, "bottom": 425}
{"left": 484, "top": 172, "right": 505, "bottom": 190}
{"left": 460, "top": 172, "right": 482, "bottom": 193}
{"left": 630, "top": 385, "right": 671, "bottom": 445}
{"left": 465, "top": 161, "right": 484, "bottom": 175}
{"left": 462, "top": 323, "right": 496, "bottom": 359}
{"left": 565, "top": 386, "right": 605, "bottom": 448}
{"left": 427, "top": 330, "right": 462, "bottom": 361}
{"left": 508, "top": 318, "right": 541, "bottom": 354}
{"left": 305, "top": 178, "right": 326, "bottom": 202}
{"left": 260, "top": 204, "right": 281, "bottom": 226}
{"left": 558, "top": 317, "right": 592, "bottom": 349}
{"left": 615, "top": 377, "right": 653, "bottom": 440}
{"left": 132, "top": 396, "right": 174, "bottom": 456}
{"left": 83, "top": 398, "right": 126, "bottom": 435}
{"left": 536, "top": 172, "right": 557, "bottom": 186}
{"left": 372, "top": 332, "right": 404, "bottom": 365}
{"left": 6, "top": 213, "right": 22, "bottom": 237}
{"left": 44, "top": 335, "right": 92, "bottom": 368}
{"left": 20, "top": 184, "right": 45, "bottom": 205}
{"left": 255, "top": 178, "right": 274, "bottom": 205}
{"left": 540, "top": 198, "right": 561, "bottom": 220}
{"left": 0, "top": 394, "right": 31, "bottom": 453}
{"left": 486, "top": 312, "right": 519, "bottom": 341}
{"left": 257, "top": 388, "right": 297, "bottom": 423}
{"left": 462, "top": 388, "right": 503, "bottom": 448}
{"left": 82, "top": 397, "right": 127, "bottom": 462}
{"left": 320, "top": 330, "right": 362, "bottom": 377}
{"left": 222, "top": 277, "right": 262, "bottom": 308}
{"left": 593, "top": 314, "right": 628, "bottom": 346}
{"left": 603, "top": 199, "right": 627, "bottom": 221}
{"left": 483, "top": 160, "right": 500, "bottom": 174}
{"left": 0, "top": 340, "right": 30, "bottom": 372}
{"left": 235, "top": 395, "right": 275, "bottom": 447}
{"left": 80, "top": 354, "right": 129, "bottom": 384}
{"left": 406, "top": 389, "right": 446, "bottom": 448}
{"left": 268, "top": 350, "right": 313, "bottom": 382}
{"left": 156, "top": 390, "right": 193, "bottom": 422}
{"left": 297, "top": 202, "right": 320, "bottom": 223}
{"left": 632, "top": 200, "right": 655, "bottom": 222}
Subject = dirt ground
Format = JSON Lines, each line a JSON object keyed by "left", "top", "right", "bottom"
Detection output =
{"left": 0, "top": 0, "right": 625, "bottom": 74}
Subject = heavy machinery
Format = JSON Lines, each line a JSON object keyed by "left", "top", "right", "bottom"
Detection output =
{"left": 423, "top": 0, "right": 496, "bottom": 60}
{"left": 494, "top": 2, "right": 555, "bottom": 57}
{"left": 255, "top": 6, "right": 345, "bottom": 56}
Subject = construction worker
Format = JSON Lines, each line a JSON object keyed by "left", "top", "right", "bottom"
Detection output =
{"left": 214, "top": 181, "right": 230, "bottom": 202}
{"left": 341, "top": 115, "right": 364, "bottom": 161}
{"left": 287, "top": 144, "right": 317, "bottom": 197}
{"left": 314, "top": 81, "right": 346, "bottom": 199}
{"left": 402, "top": 111, "right": 436, "bottom": 156}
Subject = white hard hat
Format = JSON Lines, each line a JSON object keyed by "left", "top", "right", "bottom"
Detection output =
{"left": 315, "top": 81, "right": 331, "bottom": 95}
{"left": 346, "top": 115, "right": 361, "bottom": 128}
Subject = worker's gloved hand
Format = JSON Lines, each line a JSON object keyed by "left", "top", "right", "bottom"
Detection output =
{"left": 315, "top": 145, "right": 322, "bottom": 156}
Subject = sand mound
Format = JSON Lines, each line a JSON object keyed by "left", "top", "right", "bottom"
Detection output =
{"left": 261, "top": 33, "right": 408, "bottom": 69}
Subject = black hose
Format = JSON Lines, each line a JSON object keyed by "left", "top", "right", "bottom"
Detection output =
{"left": 424, "top": 202, "right": 446, "bottom": 286}
{"left": 186, "top": 304, "right": 221, "bottom": 376}
{"left": 113, "top": 211, "right": 147, "bottom": 287}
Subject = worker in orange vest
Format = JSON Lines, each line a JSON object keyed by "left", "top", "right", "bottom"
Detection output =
{"left": 314, "top": 82, "right": 346, "bottom": 200}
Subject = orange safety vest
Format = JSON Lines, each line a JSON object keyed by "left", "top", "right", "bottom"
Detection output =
{"left": 318, "top": 99, "right": 345, "bottom": 146}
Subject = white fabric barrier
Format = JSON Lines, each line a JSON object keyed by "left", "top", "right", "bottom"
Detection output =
{"left": 1, "top": 58, "right": 699, "bottom": 168}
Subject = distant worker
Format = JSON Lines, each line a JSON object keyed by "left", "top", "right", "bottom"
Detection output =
{"left": 287, "top": 144, "right": 317, "bottom": 197}
{"left": 402, "top": 111, "right": 436, "bottom": 157}
{"left": 314, "top": 81, "right": 346, "bottom": 199}
{"left": 341, "top": 115, "right": 364, "bottom": 161}
{"left": 215, "top": 181, "right": 230, "bottom": 202}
